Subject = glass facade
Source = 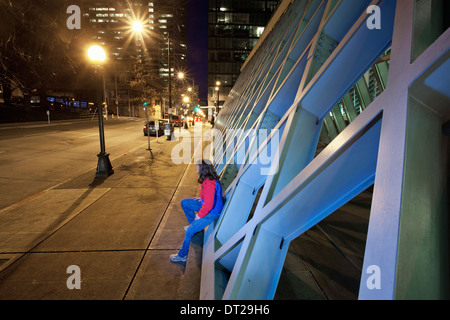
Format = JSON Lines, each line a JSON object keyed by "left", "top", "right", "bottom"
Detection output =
{"left": 154, "top": 0, "right": 187, "bottom": 83}
{"left": 201, "top": 0, "right": 450, "bottom": 300}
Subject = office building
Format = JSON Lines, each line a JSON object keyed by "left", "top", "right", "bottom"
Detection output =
{"left": 208, "top": 0, "right": 282, "bottom": 111}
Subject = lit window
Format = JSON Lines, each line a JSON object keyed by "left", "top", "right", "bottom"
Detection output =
{"left": 256, "top": 27, "right": 265, "bottom": 37}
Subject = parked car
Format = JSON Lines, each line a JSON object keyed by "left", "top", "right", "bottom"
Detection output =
{"left": 143, "top": 119, "right": 165, "bottom": 136}
{"left": 164, "top": 113, "right": 181, "bottom": 127}
{"left": 171, "top": 115, "right": 181, "bottom": 127}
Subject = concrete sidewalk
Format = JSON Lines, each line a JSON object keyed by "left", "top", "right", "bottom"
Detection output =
{"left": 0, "top": 122, "right": 371, "bottom": 301}
{"left": 0, "top": 125, "right": 204, "bottom": 300}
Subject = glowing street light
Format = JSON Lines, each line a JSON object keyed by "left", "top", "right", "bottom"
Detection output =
{"left": 132, "top": 20, "right": 143, "bottom": 32}
{"left": 88, "top": 45, "right": 106, "bottom": 62}
{"left": 88, "top": 45, "right": 113, "bottom": 178}
{"left": 214, "top": 80, "right": 221, "bottom": 122}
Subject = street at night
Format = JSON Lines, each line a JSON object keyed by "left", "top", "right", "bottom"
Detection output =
{"left": 0, "top": 118, "right": 158, "bottom": 210}
{"left": 0, "top": 121, "right": 205, "bottom": 299}
{"left": 0, "top": 0, "right": 448, "bottom": 306}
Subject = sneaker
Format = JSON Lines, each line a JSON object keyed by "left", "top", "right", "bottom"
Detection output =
{"left": 169, "top": 253, "right": 187, "bottom": 262}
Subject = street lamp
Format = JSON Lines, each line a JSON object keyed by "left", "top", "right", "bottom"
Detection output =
{"left": 88, "top": 45, "right": 114, "bottom": 178}
{"left": 178, "top": 73, "right": 198, "bottom": 128}
{"left": 215, "top": 83, "right": 220, "bottom": 109}
{"left": 212, "top": 81, "right": 221, "bottom": 125}
{"left": 132, "top": 21, "right": 143, "bottom": 33}
{"left": 88, "top": 45, "right": 106, "bottom": 62}
{"left": 215, "top": 81, "right": 221, "bottom": 108}
{"left": 168, "top": 33, "right": 173, "bottom": 125}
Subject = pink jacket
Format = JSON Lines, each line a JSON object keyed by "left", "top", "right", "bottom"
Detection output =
{"left": 198, "top": 179, "right": 220, "bottom": 218}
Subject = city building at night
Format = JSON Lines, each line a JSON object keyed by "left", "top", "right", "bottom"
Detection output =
{"left": 207, "top": 0, "right": 282, "bottom": 114}
{"left": 1, "top": 0, "right": 448, "bottom": 301}
{"left": 77, "top": 0, "right": 188, "bottom": 118}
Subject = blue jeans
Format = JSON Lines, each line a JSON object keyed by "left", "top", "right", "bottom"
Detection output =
{"left": 178, "top": 198, "right": 219, "bottom": 258}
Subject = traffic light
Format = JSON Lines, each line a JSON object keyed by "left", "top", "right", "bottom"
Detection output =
{"left": 143, "top": 101, "right": 148, "bottom": 106}
{"left": 194, "top": 106, "right": 199, "bottom": 111}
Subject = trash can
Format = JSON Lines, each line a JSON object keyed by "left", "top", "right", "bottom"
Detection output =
{"left": 164, "top": 123, "right": 174, "bottom": 140}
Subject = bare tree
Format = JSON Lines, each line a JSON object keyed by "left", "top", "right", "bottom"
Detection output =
{"left": 129, "top": 58, "right": 159, "bottom": 117}
{"left": 0, "top": 0, "right": 77, "bottom": 107}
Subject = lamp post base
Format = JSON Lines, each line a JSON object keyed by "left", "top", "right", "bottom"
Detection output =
{"left": 96, "top": 152, "right": 114, "bottom": 177}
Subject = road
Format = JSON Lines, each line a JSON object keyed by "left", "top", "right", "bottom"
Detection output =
{"left": 0, "top": 117, "right": 159, "bottom": 211}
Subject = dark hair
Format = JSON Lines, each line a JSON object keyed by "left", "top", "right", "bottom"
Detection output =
{"left": 197, "top": 160, "right": 220, "bottom": 184}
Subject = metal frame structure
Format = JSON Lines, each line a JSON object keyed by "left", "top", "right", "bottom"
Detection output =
{"left": 200, "top": 0, "right": 449, "bottom": 299}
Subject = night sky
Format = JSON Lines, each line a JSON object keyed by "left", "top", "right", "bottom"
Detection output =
{"left": 186, "top": 0, "right": 208, "bottom": 103}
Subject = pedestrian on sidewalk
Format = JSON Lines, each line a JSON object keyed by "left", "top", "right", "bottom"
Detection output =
{"left": 170, "top": 160, "right": 224, "bottom": 263}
